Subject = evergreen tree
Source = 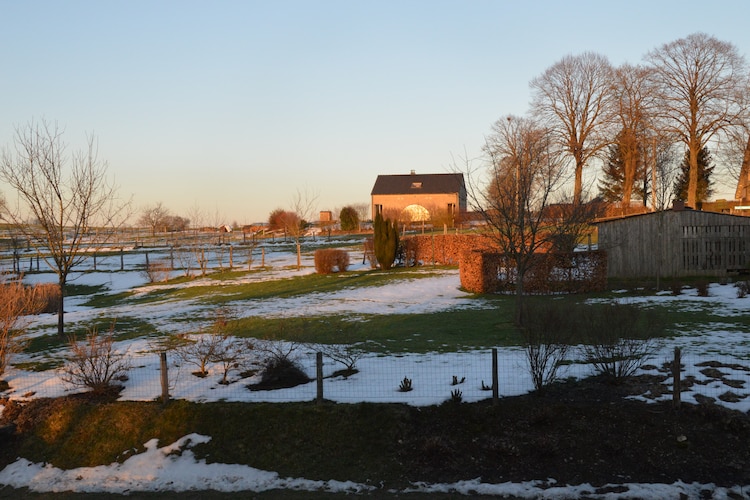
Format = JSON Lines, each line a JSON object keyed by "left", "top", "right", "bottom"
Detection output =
{"left": 373, "top": 212, "right": 398, "bottom": 270}
{"left": 339, "top": 206, "right": 359, "bottom": 232}
{"left": 673, "top": 147, "right": 714, "bottom": 204}
{"left": 598, "top": 142, "right": 625, "bottom": 203}
{"left": 598, "top": 134, "right": 648, "bottom": 204}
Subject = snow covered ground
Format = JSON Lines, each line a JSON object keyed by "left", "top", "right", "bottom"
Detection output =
{"left": 1, "top": 242, "right": 749, "bottom": 498}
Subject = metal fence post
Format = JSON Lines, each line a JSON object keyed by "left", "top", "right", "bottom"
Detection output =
{"left": 492, "top": 348, "right": 499, "bottom": 405}
{"left": 316, "top": 352, "right": 324, "bottom": 405}
{"left": 672, "top": 347, "right": 681, "bottom": 409}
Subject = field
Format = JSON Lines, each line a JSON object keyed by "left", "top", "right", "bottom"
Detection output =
{"left": 0, "top": 235, "right": 749, "bottom": 498}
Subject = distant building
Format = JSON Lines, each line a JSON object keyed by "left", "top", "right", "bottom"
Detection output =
{"left": 319, "top": 211, "right": 333, "bottom": 223}
{"left": 596, "top": 203, "right": 750, "bottom": 279}
{"left": 370, "top": 171, "right": 466, "bottom": 227}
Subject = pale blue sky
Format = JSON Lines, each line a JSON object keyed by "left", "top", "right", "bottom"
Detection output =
{"left": 2, "top": 1, "right": 749, "bottom": 224}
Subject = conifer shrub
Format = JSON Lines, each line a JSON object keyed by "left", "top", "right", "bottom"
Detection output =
{"left": 374, "top": 212, "right": 398, "bottom": 270}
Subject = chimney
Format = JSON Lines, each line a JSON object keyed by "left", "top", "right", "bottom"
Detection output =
{"left": 410, "top": 170, "right": 416, "bottom": 175}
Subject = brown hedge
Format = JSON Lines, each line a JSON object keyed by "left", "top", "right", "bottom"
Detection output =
{"left": 314, "top": 249, "right": 350, "bottom": 274}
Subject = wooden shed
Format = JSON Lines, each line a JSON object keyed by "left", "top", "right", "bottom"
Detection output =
{"left": 595, "top": 206, "right": 750, "bottom": 279}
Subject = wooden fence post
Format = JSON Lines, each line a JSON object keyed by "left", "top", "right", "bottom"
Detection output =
{"left": 120, "top": 248, "right": 124, "bottom": 271}
{"left": 492, "top": 348, "right": 499, "bottom": 405}
{"left": 160, "top": 351, "right": 169, "bottom": 405}
{"left": 672, "top": 347, "right": 681, "bottom": 409}
{"left": 316, "top": 352, "right": 324, "bottom": 405}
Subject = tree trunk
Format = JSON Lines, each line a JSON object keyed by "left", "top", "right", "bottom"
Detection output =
{"left": 57, "top": 277, "right": 65, "bottom": 338}
{"left": 687, "top": 145, "right": 699, "bottom": 208}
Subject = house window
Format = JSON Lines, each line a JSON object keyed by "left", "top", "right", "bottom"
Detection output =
{"left": 411, "top": 182, "right": 422, "bottom": 189}
{"left": 447, "top": 203, "right": 455, "bottom": 215}
{"left": 375, "top": 204, "right": 383, "bottom": 215}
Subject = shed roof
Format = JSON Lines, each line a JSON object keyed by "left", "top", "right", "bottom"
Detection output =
{"left": 370, "top": 173, "right": 465, "bottom": 196}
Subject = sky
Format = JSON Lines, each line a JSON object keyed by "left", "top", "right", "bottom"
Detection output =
{"left": 2, "top": 1, "right": 750, "bottom": 225}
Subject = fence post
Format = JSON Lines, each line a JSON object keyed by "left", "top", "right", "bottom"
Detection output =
{"left": 120, "top": 248, "right": 124, "bottom": 271}
{"left": 672, "top": 347, "right": 681, "bottom": 409}
{"left": 145, "top": 251, "right": 150, "bottom": 268}
{"left": 160, "top": 351, "right": 169, "bottom": 405}
{"left": 492, "top": 348, "right": 499, "bottom": 405}
{"left": 93, "top": 253, "right": 97, "bottom": 271}
{"left": 229, "top": 246, "right": 233, "bottom": 268}
{"left": 316, "top": 352, "right": 324, "bottom": 405}
{"left": 262, "top": 248, "right": 265, "bottom": 267}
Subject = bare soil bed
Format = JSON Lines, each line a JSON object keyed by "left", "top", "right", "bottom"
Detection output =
{"left": 0, "top": 374, "right": 748, "bottom": 498}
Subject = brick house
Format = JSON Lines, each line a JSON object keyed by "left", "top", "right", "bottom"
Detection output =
{"left": 370, "top": 171, "right": 466, "bottom": 227}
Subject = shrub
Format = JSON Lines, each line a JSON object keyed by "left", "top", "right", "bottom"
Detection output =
{"left": 143, "top": 258, "right": 170, "bottom": 283}
{"left": 314, "top": 249, "right": 350, "bottom": 274}
{"left": 0, "top": 279, "right": 47, "bottom": 376}
{"left": 449, "top": 389, "right": 463, "bottom": 404}
{"left": 374, "top": 212, "right": 398, "bottom": 270}
{"left": 735, "top": 281, "right": 748, "bottom": 298}
{"left": 579, "top": 302, "right": 663, "bottom": 380}
{"left": 695, "top": 281, "right": 709, "bottom": 297}
{"left": 60, "top": 325, "right": 131, "bottom": 394}
{"left": 339, "top": 206, "right": 360, "bottom": 232}
{"left": 250, "top": 356, "right": 309, "bottom": 390}
{"left": 519, "top": 300, "right": 575, "bottom": 393}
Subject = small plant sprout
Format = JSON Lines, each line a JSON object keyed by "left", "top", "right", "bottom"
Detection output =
{"left": 451, "top": 375, "right": 465, "bottom": 386}
{"left": 398, "top": 376, "right": 413, "bottom": 392}
{"left": 449, "top": 389, "right": 463, "bottom": 403}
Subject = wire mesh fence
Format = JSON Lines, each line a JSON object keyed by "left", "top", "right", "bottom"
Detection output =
{"left": 6, "top": 343, "right": 749, "bottom": 412}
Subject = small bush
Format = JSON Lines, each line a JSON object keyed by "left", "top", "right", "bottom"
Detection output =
{"left": 249, "top": 357, "right": 309, "bottom": 391}
{"left": 143, "top": 259, "right": 170, "bottom": 283}
{"left": 60, "top": 325, "right": 131, "bottom": 394}
{"left": 314, "top": 249, "right": 350, "bottom": 274}
{"left": 735, "top": 281, "right": 748, "bottom": 298}
{"left": 695, "top": 281, "right": 709, "bottom": 297}
{"left": 580, "top": 302, "right": 663, "bottom": 380}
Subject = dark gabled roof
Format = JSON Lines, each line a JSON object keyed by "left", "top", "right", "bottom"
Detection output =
{"left": 370, "top": 173, "right": 465, "bottom": 196}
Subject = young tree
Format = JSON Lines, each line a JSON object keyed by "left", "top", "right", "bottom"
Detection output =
{"left": 0, "top": 120, "right": 130, "bottom": 337}
{"left": 339, "top": 205, "right": 359, "bottom": 231}
{"left": 531, "top": 52, "right": 615, "bottom": 205}
{"left": 673, "top": 146, "right": 715, "bottom": 204}
{"left": 646, "top": 32, "right": 748, "bottom": 208}
{"left": 465, "top": 115, "right": 588, "bottom": 322}
{"left": 373, "top": 211, "right": 398, "bottom": 270}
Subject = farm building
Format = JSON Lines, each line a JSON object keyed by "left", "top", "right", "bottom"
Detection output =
{"left": 595, "top": 204, "right": 750, "bottom": 279}
{"left": 370, "top": 171, "right": 466, "bottom": 226}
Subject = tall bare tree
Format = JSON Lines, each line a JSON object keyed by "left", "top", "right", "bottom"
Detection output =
{"left": 645, "top": 32, "right": 748, "bottom": 208}
{"left": 531, "top": 52, "right": 615, "bottom": 205}
{"left": 609, "top": 64, "right": 656, "bottom": 206}
{"left": 138, "top": 201, "right": 171, "bottom": 236}
{"left": 465, "top": 115, "right": 568, "bottom": 321}
{"left": 0, "top": 120, "right": 130, "bottom": 337}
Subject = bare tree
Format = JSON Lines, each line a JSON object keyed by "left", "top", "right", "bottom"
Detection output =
{"left": 138, "top": 202, "right": 171, "bottom": 236}
{"left": 0, "top": 120, "right": 130, "bottom": 337}
{"left": 289, "top": 188, "right": 319, "bottom": 270}
{"left": 531, "top": 52, "right": 615, "bottom": 205}
{"left": 465, "top": 115, "right": 569, "bottom": 321}
{"left": 609, "top": 64, "right": 657, "bottom": 206}
{"left": 645, "top": 32, "right": 749, "bottom": 208}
